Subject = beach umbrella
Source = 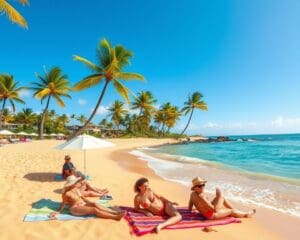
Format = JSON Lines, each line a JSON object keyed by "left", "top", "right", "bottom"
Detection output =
{"left": 55, "top": 134, "right": 115, "bottom": 174}
{"left": 50, "top": 133, "right": 57, "bottom": 137}
{"left": 57, "top": 133, "right": 65, "bottom": 136}
{"left": 0, "top": 130, "right": 14, "bottom": 135}
{"left": 16, "top": 131, "right": 29, "bottom": 136}
{"left": 29, "top": 133, "right": 38, "bottom": 136}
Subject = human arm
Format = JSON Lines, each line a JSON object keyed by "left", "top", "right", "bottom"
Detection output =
{"left": 50, "top": 195, "right": 67, "bottom": 219}
{"left": 188, "top": 194, "right": 194, "bottom": 211}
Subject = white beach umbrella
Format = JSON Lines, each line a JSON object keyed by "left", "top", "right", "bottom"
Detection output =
{"left": 55, "top": 134, "right": 115, "bottom": 174}
{"left": 50, "top": 133, "right": 57, "bottom": 137}
{"left": 29, "top": 133, "right": 38, "bottom": 136}
{"left": 0, "top": 130, "right": 14, "bottom": 135}
{"left": 16, "top": 131, "right": 29, "bottom": 136}
{"left": 57, "top": 133, "right": 65, "bottom": 136}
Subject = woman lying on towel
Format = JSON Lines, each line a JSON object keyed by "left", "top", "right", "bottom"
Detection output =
{"left": 188, "top": 177, "right": 256, "bottom": 219}
{"left": 50, "top": 175, "right": 125, "bottom": 220}
{"left": 134, "top": 177, "right": 182, "bottom": 233}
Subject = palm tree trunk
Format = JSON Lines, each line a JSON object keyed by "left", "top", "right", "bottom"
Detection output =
{"left": 0, "top": 98, "right": 7, "bottom": 129}
{"left": 69, "top": 81, "right": 110, "bottom": 140}
{"left": 180, "top": 108, "right": 194, "bottom": 136}
{"left": 39, "top": 95, "right": 51, "bottom": 139}
{"left": 159, "top": 123, "right": 165, "bottom": 137}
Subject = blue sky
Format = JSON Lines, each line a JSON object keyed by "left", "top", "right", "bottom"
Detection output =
{"left": 0, "top": 0, "right": 300, "bottom": 135}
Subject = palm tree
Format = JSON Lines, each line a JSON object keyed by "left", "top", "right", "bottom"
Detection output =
{"left": 0, "top": 0, "right": 29, "bottom": 28}
{"left": 1, "top": 108, "right": 15, "bottom": 127}
{"left": 131, "top": 91, "right": 156, "bottom": 116}
{"left": 108, "top": 100, "right": 128, "bottom": 131}
{"left": 70, "top": 38, "right": 144, "bottom": 139}
{"left": 16, "top": 108, "right": 37, "bottom": 128}
{"left": 0, "top": 74, "right": 26, "bottom": 129}
{"left": 31, "top": 67, "right": 71, "bottom": 139}
{"left": 180, "top": 92, "right": 208, "bottom": 136}
{"left": 56, "top": 114, "right": 69, "bottom": 133}
{"left": 77, "top": 114, "right": 87, "bottom": 126}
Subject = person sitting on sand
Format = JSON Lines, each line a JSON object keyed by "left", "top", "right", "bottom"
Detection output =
{"left": 188, "top": 177, "right": 256, "bottom": 219}
{"left": 62, "top": 155, "right": 76, "bottom": 179}
{"left": 75, "top": 171, "right": 109, "bottom": 198}
{"left": 50, "top": 175, "right": 125, "bottom": 220}
{"left": 134, "top": 177, "right": 182, "bottom": 233}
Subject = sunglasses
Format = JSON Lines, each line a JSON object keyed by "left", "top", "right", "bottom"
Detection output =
{"left": 195, "top": 184, "right": 205, "bottom": 188}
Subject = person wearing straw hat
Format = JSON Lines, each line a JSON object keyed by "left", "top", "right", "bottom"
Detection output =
{"left": 188, "top": 177, "right": 256, "bottom": 219}
{"left": 50, "top": 175, "right": 125, "bottom": 220}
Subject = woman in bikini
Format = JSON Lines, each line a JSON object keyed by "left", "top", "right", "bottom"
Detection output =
{"left": 50, "top": 175, "right": 125, "bottom": 220}
{"left": 134, "top": 177, "right": 182, "bottom": 233}
{"left": 188, "top": 177, "right": 256, "bottom": 219}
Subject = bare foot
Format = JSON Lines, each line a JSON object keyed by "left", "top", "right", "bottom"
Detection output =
{"left": 154, "top": 224, "right": 163, "bottom": 233}
{"left": 116, "top": 211, "right": 126, "bottom": 221}
{"left": 246, "top": 209, "right": 256, "bottom": 218}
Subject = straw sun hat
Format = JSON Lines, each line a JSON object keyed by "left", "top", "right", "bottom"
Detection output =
{"left": 64, "top": 175, "right": 81, "bottom": 188}
{"left": 191, "top": 177, "right": 207, "bottom": 190}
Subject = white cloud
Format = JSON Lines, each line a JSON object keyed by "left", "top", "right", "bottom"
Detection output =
{"left": 124, "top": 104, "right": 139, "bottom": 115}
{"left": 19, "top": 89, "right": 31, "bottom": 97}
{"left": 203, "top": 122, "right": 223, "bottom": 129}
{"left": 94, "top": 105, "right": 109, "bottom": 115}
{"left": 78, "top": 99, "right": 87, "bottom": 106}
{"left": 271, "top": 116, "right": 300, "bottom": 128}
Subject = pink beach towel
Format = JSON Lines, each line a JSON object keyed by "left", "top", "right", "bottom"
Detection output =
{"left": 122, "top": 207, "right": 241, "bottom": 236}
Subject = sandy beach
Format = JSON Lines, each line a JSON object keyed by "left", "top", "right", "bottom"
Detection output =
{"left": 0, "top": 139, "right": 299, "bottom": 240}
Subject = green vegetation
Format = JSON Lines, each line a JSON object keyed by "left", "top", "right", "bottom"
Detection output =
{"left": 0, "top": 39, "right": 208, "bottom": 138}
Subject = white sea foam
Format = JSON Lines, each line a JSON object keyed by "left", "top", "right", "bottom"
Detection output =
{"left": 129, "top": 149, "right": 300, "bottom": 218}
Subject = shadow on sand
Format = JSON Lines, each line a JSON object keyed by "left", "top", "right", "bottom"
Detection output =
{"left": 23, "top": 172, "right": 58, "bottom": 182}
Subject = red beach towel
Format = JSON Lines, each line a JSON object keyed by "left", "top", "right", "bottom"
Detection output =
{"left": 122, "top": 207, "right": 241, "bottom": 236}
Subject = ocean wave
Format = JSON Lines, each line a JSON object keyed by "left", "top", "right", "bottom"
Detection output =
{"left": 129, "top": 148, "right": 300, "bottom": 218}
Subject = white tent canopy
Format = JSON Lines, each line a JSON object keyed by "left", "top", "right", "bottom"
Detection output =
{"left": 55, "top": 134, "right": 115, "bottom": 174}
{"left": 0, "top": 130, "right": 14, "bottom": 135}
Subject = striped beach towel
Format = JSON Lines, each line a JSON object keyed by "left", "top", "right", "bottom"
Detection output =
{"left": 24, "top": 198, "right": 110, "bottom": 222}
{"left": 123, "top": 207, "right": 241, "bottom": 236}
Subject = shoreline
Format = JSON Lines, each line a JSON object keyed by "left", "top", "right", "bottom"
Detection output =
{"left": 0, "top": 138, "right": 298, "bottom": 240}
{"left": 111, "top": 140, "right": 300, "bottom": 240}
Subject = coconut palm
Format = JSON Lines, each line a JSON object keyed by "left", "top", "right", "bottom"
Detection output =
{"left": 31, "top": 67, "right": 71, "bottom": 139}
{"left": 77, "top": 114, "right": 87, "bottom": 125}
{"left": 56, "top": 113, "right": 69, "bottom": 133}
{"left": 180, "top": 92, "right": 208, "bottom": 136}
{"left": 108, "top": 100, "right": 128, "bottom": 131}
{"left": 0, "top": 74, "right": 26, "bottom": 129}
{"left": 1, "top": 108, "right": 15, "bottom": 127}
{"left": 165, "top": 106, "right": 181, "bottom": 133}
{"left": 16, "top": 108, "right": 37, "bottom": 127}
{"left": 71, "top": 38, "right": 144, "bottom": 139}
{"left": 0, "top": 0, "right": 29, "bottom": 28}
{"left": 131, "top": 91, "right": 156, "bottom": 116}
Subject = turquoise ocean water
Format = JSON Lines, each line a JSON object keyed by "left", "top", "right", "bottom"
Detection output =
{"left": 130, "top": 133, "right": 300, "bottom": 217}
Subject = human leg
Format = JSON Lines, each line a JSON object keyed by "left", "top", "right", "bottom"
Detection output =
{"left": 155, "top": 203, "right": 182, "bottom": 233}
{"left": 70, "top": 205, "right": 125, "bottom": 220}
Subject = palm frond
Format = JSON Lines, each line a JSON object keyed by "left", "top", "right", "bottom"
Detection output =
{"left": 73, "top": 74, "right": 104, "bottom": 91}
{"left": 0, "top": 0, "right": 28, "bottom": 28}
{"left": 73, "top": 55, "right": 103, "bottom": 72}
{"left": 113, "top": 79, "right": 130, "bottom": 103}
{"left": 115, "top": 72, "right": 145, "bottom": 81}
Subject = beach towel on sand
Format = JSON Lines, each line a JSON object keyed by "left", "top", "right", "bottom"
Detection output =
{"left": 122, "top": 207, "right": 241, "bottom": 236}
{"left": 54, "top": 174, "right": 91, "bottom": 181}
{"left": 24, "top": 198, "right": 110, "bottom": 222}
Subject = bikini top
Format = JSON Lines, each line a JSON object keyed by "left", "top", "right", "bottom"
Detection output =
{"left": 141, "top": 192, "right": 156, "bottom": 209}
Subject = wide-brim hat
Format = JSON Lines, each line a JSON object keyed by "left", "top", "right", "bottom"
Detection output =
{"left": 191, "top": 177, "right": 207, "bottom": 190}
{"left": 64, "top": 175, "right": 81, "bottom": 188}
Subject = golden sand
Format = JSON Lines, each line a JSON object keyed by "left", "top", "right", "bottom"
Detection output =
{"left": 0, "top": 139, "right": 298, "bottom": 240}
